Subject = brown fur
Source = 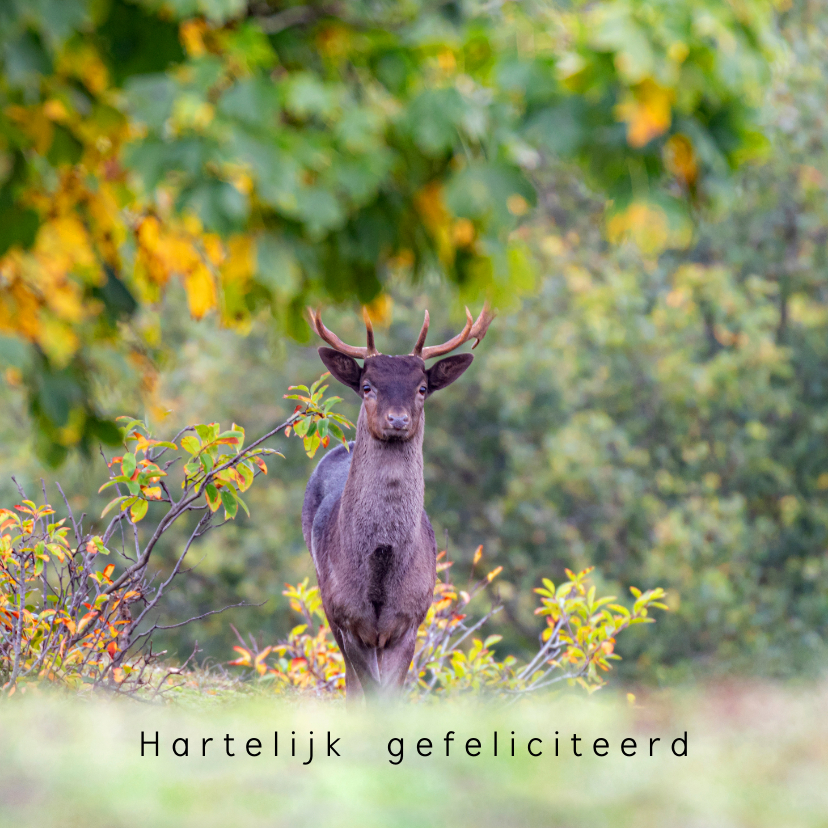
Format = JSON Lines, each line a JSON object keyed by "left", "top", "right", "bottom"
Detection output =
{"left": 302, "top": 351, "right": 473, "bottom": 701}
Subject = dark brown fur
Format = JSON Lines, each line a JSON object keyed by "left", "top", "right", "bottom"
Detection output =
{"left": 302, "top": 350, "right": 473, "bottom": 701}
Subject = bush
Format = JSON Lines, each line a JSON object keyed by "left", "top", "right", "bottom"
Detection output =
{"left": 0, "top": 376, "right": 350, "bottom": 696}
{"left": 228, "top": 548, "right": 667, "bottom": 699}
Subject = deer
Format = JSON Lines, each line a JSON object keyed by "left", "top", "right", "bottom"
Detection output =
{"left": 301, "top": 305, "right": 493, "bottom": 701}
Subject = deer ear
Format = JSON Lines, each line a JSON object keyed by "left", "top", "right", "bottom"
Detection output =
{"left": 318, "top": 347, "right": 362, "bottom": 394}
{"left": 426, "top": 353, "right": 474, "bottom": 394}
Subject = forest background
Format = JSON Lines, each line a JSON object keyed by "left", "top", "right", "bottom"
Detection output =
{"left": 1, "top": 0, "right": 826, "bottom": 689}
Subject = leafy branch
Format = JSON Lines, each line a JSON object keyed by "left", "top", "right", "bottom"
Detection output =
{"left": 0, "top": 375, "right": 352, "bottom": 696}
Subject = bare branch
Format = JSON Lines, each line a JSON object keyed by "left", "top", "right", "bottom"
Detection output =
{"left": 154, "top": 601, "right": 259, "bottom": 631}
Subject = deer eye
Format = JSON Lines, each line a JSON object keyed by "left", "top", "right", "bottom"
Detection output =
{"left": 362, "top": 383, "right": 371, "bottom": 394}
{"left": 419, "top": 385, "right": 427, "bottom": 395}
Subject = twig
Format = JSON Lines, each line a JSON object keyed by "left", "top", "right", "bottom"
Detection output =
{"left": 56, "top": 477, "right": 82, "bottom": 545}
{"left": 154, "top": 601, "right": 258, "bottom": 631}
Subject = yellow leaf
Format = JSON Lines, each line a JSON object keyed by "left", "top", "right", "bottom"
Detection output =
{"left": 6, "top": 105, "right": 54, "bottom": 155}
{"left": 57, "top": 43, "right": 109, "bottom": 95}
{"left": 365, "top": 294, "right": 393, "bottom": 326}
{"left": 43, "top": 99, "right": 70, "bottom": 122}
{"left": 202, "top": 233, "right": 225, "bottom": 268}
{"left": 37, "top": 317, "right": 80, "bottom": 367}
{"left": 221, "top": 235, "right": 255, "bottom": 284}
{"left": 507, "top": 194, "right": 529, "bottom": 216}
{"left": 452, "top": 219, "right": 475, "bottom": 247}
{"left": 180, "top": 20, "right": 209, "bottom": 57}
{"left": 415, "top": 182, "right": 454, "bottom": 265}
{"left": 130, "top": 498, "right": 148, "bottom": 522}
{"left": 171, "top": 95, "right": 215, "bottom": 133}
{"left": 184, "top": 263, "right": 217, "bottom": 319}
{"left": 615, "top": 79, "right": 673, "bottom": 148}
{"left": 607, "top": 201, "right": 690, "bottom": 257}
{"left": 664, "top": 134, "right": 698, "bottom": 187}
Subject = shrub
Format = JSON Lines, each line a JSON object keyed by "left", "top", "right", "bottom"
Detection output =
{"left": 0, "top": 375, "right": 352, "bottom": 696}
{"left": 229, "top": 548, "right": 667, "bottom": 699}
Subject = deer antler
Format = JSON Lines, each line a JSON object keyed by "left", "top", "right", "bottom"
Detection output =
{"left": 307, "top": 307, "right": 381, "bottom": 359}
{"left": 412, "top": 304, "right": 494, "bottom": 360}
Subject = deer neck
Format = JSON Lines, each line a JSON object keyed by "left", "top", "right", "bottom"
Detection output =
{"left": 339, "top": 406, "right": 425, "bottom": 550}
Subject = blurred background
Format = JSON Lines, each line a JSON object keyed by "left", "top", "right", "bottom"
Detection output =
{"left": 1, "top": 0, "right": 828, "bottom": 687}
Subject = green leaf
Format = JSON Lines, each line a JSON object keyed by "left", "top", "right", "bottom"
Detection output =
{"left": 195, "top": 424, "right": 216, "bottom": 442}
{"left": 98, "top": 475, "right": 132, "bottom": 493}
{"left": 101, "top": 495, "right": 131, "bottom": 518}
{"left": 180, "top": 435, "right": 201, "bottom": 455}
{"left": 257, "top": 233, "right": 302, "bottom": 296}
{"left": 130, "top": 499, "right": 148, "bottom": 522}
{"left": 234, "top": 492, "right": 250, "bottom": 518}
{"left": 220, "top": 487, "right": 238, "bottom": 520}
{"left": 310, "top": 374, "right": 329, "bottom": 395}
{"left": 0, "top": 205, "right": 39, "bottom": 256}
{"left": 236, "top": 463, "right": 254, "bottom": 491}
{"left": 205, "top": 483, "right": 221, "bottom": 512}
{"left": 122, "top": 453, "right": 136, "bottom": 477}
{"left": 405, "top": 88, "right": 465, "bottom": 156}
{"left": 218, "top": 76, "right": 280, "bottom": 130}
{"left": 327, "top": 422, "right": 345, "bottom": 444}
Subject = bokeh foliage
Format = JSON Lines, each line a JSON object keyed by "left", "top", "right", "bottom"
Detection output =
{"left": 0, "top": 0, "right": 776, "bottom": 459}
{"left": 4, "top": 1, "right": 828, "bottom": 687}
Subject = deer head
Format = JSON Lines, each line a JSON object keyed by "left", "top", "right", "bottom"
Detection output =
{"left": 308, "top": 306, "right": 494, "bottom": 443}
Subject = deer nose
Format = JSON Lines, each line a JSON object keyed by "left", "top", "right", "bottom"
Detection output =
{"left": 386, "top": 411, "right": 410, "bottom": 430}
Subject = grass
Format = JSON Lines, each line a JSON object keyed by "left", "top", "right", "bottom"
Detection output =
{"left": 1, "top": 680, "right": 826, "bottom": 827}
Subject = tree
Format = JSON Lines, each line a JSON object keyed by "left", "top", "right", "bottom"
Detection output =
{"left": 0, "top": 0, "right": 775, "bottom": 461}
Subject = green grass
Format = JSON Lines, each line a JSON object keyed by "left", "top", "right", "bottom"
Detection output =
{"left": 1, "top": 682, "right": 826, "bottom": 827}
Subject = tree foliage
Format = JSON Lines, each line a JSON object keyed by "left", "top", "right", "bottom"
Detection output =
{"left": 0, "top": 0, "right": 775, "bottom": 459}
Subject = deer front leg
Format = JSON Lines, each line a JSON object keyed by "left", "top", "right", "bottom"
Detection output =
{"left": 377, "top": 626, "right": 418, "bottom": 696}
{"left": 330, "top": 622, "right": 364, "bottom": 705}
{"left": 340, "top": 629, "right": 382, "bottom": 698}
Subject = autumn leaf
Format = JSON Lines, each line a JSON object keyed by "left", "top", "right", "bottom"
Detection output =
{"left": 184, "top": 263, "right": 218, "bottom": 320}
{"left": 664, "top": 133, "right": 698, "bottom": 187}
{"left": 615, "top": 79, "right": 673, "bottom": 148}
